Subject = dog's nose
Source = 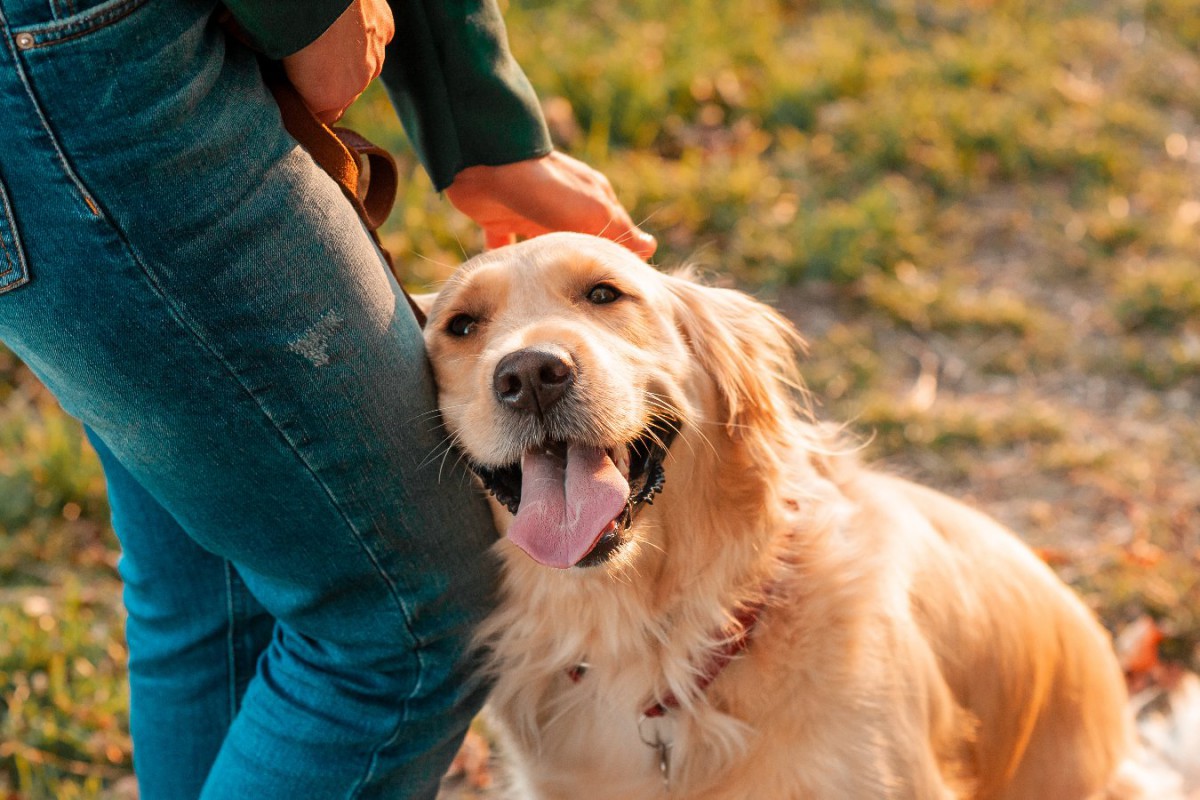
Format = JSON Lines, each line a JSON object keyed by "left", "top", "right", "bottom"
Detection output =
{"left": 493, "top": 347, "right": 576, "bottom": 415}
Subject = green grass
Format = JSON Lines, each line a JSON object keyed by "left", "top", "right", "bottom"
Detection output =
{"left": 0, "top": 363, "right": 128, "bottom": 798}
{"left": 6, "top": 0, "right": 1200, "bottom": 795}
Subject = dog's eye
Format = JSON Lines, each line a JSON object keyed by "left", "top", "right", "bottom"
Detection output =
{"left": 586, "top": 283, "right": 621, "bottom": 305}
{"left": 447, "top": 314, "right": 477, "bottom": 337}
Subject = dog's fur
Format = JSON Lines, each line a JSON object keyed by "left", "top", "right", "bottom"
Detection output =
{"left": 420, "top": 233, "right": 1134, "bottom": 799}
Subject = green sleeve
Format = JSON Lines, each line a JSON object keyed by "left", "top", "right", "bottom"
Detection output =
{"left": 379, "top": 0, "right": 553, "bottom": 191}
{"left": 222, "top": 1, "right": 353, "bottom": 59}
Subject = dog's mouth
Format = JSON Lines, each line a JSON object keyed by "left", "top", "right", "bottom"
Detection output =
{"left": 470, "top": 416, "right": 679, "bottom": 569}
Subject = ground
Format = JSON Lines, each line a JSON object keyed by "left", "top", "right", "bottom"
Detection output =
{"left": 2, "top": 0, "right": 1198, "bottom": 796}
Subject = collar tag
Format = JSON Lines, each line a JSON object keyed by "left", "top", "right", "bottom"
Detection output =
{"left": 638, "top": 712, "right": 675, "bottom": 791}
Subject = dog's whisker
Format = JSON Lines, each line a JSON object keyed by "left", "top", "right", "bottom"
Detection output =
{"left": 404, "top": 401, "right": 472, "bottom": 427}
{"left": 418, "top": 435, "right": 459, "bottom": 472}
{"left": 406, "top": 408, "right": 447, "bottom": 424}
{"left": 449, "top": 224, "right": 470, "bottom": 261}
{"left": 435, "top": 442, "right": 455, "bottom": 483}
{"left": 419, "top": 446, "right": 455, "bottom": 477}
{"left": 412, "top": 417, "right": 450, "bottom": 439}
{"left": 606, "top": 206, "right": 665, "bottom": 252}
{"left": 437, "top": 435, "right": 467, "bottom": 484}
{"left": 643, "top": 397, "right": 719, "bottom": 459}
{"left": 633, "top": 206, "right": 665, "bottom": 232}
{"left": 603, "top": 562, "right": 637, "bottom": 588}
{"left": 595, "top": 215, "right": 617, "bottom": 241}
{"left": 408, "top": 248, "right": 458, "bottom": 271}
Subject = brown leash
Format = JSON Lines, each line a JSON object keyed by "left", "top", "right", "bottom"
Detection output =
{"left": 260, "top": 61, "right": 427, "bottom": 328}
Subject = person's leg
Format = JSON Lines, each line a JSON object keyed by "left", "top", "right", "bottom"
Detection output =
{"left": 0, "top": 1, "right": 497, "bottom": 797}
{"left": 88, "top": 430, "right": 275, "bottom": 798}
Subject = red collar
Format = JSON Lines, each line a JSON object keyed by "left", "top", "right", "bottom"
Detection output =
{"left": 566, "top": 595, "right": 770, "bottom": 719}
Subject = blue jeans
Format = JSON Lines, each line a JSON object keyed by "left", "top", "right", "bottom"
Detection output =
{"left": 0, "top": 1, "right": 498, "bottom": 797}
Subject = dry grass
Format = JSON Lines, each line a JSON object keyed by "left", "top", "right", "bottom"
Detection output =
{"left": 3, "top": 0, "right": 1199, "bottom": 795}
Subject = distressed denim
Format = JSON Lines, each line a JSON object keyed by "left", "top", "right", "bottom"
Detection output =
{"left": 0, "top": 0, "right": 498, "bottom": 797}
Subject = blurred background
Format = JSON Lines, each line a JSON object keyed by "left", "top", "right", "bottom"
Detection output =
{"left": 3, "top": 0, "right": 1199, "bottom": 796}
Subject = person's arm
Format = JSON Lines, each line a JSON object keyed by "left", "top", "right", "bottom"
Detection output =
{"left": 233, "top": 0, "right": 655, "bottom": 257}
{"left": 225, "top": 0, "right": 546, "bottom": 186}
{"left": 378, "top": 0, "right": 551, "bottom": 193}
{"left": 222, "top": 0, "right": 353, "bottom": 59}
{"left": 379, "top": 0, "right": 655, "bottom": 256}
{"left": 224, "top": 0, "right": 394, "bottom": 126}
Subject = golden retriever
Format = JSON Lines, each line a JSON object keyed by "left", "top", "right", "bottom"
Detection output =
{"left": 419, "top": 232, "right": 1136, "bottom": 799}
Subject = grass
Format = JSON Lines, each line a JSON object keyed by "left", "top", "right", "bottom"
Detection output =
{"left": 0, "top": 362, "right": 128, "bottom": 798}
{"left": 4, "top": 0, "right": 1200, "bottom": 795}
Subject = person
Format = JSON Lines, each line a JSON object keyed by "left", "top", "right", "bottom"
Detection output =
{"left": 0, "top": 0, "right": 654, "bottom": 797}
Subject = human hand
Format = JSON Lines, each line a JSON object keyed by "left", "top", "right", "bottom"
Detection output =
{"left": 281, "top": 0, "right": 395, "bottom": 125}
{"left": 444, "top": 151, "right": 657, "bottom": 260}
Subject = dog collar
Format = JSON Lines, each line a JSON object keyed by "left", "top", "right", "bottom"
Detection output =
{"left": 567, "top": 595, "right": 768, "bottom": 793}
{"left": 565, "top": 593, "right": 769, "bottom": 718}
{"left": 641, "top": 596, "right": 767, "bottom": 718}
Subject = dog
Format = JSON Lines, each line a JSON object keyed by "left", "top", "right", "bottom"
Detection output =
{"left": 418, "top": 232, "right": 1135, "bottom": 799}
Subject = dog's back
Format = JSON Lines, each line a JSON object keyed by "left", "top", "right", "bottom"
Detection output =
{"left": 861, "top": 473, "right": 1132, "bottom": 799}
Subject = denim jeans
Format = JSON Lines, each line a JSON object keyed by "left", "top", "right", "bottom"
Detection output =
{"left": 0, "top": 1, "right": 498, "bottom": 797}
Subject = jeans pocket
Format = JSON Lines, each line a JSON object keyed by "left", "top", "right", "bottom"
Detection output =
{"left": 10, "top": 0, "right": 151, "bottom": 49}
{"left": 0, "top": 177, "right": 31, "bottom": 295}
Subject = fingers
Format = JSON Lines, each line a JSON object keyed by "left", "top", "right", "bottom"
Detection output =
{"left": 586, "top": 193, "right": 657, "bottom": 258}
{"left": 315, "top": 105, "right": 351, "bottom": 126}
{"left": 445, "top": 152, "right": 658, "bottom": 259}
{"left": 494, "top": 154, "right": 657, "bottom": 258}
{"left": 282, "top": 0, "right": 394, "bottom": 124}
{"left": 616, "top": 226, "right": 658, "bottom": 260}
{"left": 485, "top": 230, "right": 518, "bottom": 250}
{"left": 537, "top": 154, "right": 657, "bottom": 258}
{"left": 583, "top": 206, "right": 657, "bottom": 259}
{"left": 477, "top": 201, "right": 654, "bottom": 257}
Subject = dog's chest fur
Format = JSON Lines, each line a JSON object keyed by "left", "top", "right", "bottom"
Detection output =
{"left": 482, "top": 588, "right": 760, "bottom": 799}
{"left": 473, "top": 464, "right": 938, "bottom": 800}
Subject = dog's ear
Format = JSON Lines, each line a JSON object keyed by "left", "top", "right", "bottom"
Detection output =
{"left": 665, "top": 273, "right": 807, "bottom": 439}
{"left": 408, "top": 291, "right": 437, "bottom": 329}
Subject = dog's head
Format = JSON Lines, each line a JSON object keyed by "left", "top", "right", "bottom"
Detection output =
{"left": 421, "top": 233, "right": 807, "bottom": 570}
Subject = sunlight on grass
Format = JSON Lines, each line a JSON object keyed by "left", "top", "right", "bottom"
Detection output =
{"left": 5, "top": 0, "right": 1200, "bottom": 794}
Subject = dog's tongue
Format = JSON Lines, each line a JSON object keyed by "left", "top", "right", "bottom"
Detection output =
{"left": 507, "top": 445, "right": 629, "bottom": 568}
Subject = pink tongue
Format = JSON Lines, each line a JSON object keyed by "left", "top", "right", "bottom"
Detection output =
{"left": 507, "top": 445, "right": 630, "bottom": 568}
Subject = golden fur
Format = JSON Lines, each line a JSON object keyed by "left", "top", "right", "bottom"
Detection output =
{"left": 420, "top": 233, "right": 1136, "bottom": 799}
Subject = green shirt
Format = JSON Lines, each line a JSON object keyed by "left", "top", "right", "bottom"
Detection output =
{"left": 224, "top": 0, "right": 552, "bottom": 191}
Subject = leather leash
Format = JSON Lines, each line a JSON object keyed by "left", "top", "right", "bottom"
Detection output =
{"left": 260, "top": 60, "right": 428, "bottom": 328}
